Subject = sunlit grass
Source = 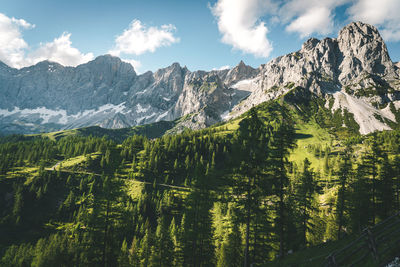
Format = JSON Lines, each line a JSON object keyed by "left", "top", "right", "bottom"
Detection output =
{"left": 28, "top": 129, "right": 78, "bottom": 141}
{"left": 289, "top": 119, "right": 334, "bottom": 172}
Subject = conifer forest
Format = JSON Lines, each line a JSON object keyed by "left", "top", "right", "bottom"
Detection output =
{"left": 2, "top": 100, "right": 400, "bottom": 266}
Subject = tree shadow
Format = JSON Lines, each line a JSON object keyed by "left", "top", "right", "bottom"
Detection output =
{"left": 295, "top": 133, "right": 313, "bottom": 139}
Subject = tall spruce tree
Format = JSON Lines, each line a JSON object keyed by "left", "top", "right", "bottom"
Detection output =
{"left": 296, "top": 158, "right": 318, "bottom": 247}
{"left": 377, "top": 154, "right": 395, "bottom": 220}
{"left": 393, "top": 155, "right": 400, "bottom": 212}
{"left": 361, "top": 133, "right": 382, "bottom": 225}
{"left": 336, "top": 144, "right": 353, "bottom": 239}
{"left": 268, "top": 103, "right": 296, "bottom": 258}
{"left": 180, "top": 162, "right": 215, "bottom": 266}
{"left": 232, "top": 107, "right": 271, "bottom": 266}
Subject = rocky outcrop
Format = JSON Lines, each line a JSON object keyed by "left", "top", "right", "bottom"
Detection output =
{"left": 227, "top": 22, "right": 400, "bottom": 135}
{"left": 0, "top": 21, "right": 399, "bottom": 135}
{"left": 0, "top": 55, "right": 253, "bottom": 134}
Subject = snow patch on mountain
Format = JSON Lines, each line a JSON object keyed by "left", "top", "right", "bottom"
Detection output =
{"left": 220, "top": 110, "right": 231, "bottom": 120}
{"left": 137, "top": 112, "right": 156, "bottom": 123}
{"left": 136, "top": 103, "right": 149, "bottom": 113}
{"left": 0, "top": 107, "right": 68, "bottom": 124}
{"left": 0, "top": 103, "right": 130, "bottom": 125}
{"left": 156, "top": 110, "right": 169, "bottom": 121}
{"left": 231, "top": 78, "right": 258, "bottom": 92}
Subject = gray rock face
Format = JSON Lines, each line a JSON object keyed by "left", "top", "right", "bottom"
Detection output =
{"left": 1, "top": 21, "right": 399, "bottom": 135}
{"left": 228, "top": 22, "right": 400, "bottom": 134}
{"left": 0, "top": 55, "right": 136, "bottom": 113}
{"left": 0, "top": 55, "right": 253, "bottom": 134}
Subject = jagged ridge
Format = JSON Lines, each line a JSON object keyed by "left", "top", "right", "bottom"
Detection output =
{"left": 0, "top": 21, "right": 399, "bottom": 135}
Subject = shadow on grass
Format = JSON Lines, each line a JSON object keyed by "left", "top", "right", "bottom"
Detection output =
{"left": 295, "top": 133, "right": 313, "bottom": 139}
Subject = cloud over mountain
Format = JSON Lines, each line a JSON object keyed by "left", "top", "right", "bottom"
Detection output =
{"left": 211, "top": 0, "right": 275, "bottom": 58}
{"left": 109, "top": 19, "right": 179, "bottom": 56}
{"left": 0, "top": 13, "right": 93, "bottom": 68}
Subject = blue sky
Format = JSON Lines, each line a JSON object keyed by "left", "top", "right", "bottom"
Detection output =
{"left": 0, "top": 0, "right": 399, "bottom": 73}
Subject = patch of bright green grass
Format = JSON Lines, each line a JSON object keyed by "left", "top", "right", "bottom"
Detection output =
{"left": 126, "top": 180, "right": 145, "bottom": 200}
{"left": 5, "top": 166, "right": 39, "bottom": 179}
{"left": 28, "top": 129, "right": 78, "bottom": 141}
{"left": 289, "top": 119, "right": 334, "bottom": 172}
{"left": 213, "top": 117, "right": 241, "bottom": 136}
{"left": 45, "top": 152, "right": 101, "bottom": 171}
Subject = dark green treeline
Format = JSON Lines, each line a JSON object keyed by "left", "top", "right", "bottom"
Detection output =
{"left": 1, "top": 102, "right": 400, "bottom": 266}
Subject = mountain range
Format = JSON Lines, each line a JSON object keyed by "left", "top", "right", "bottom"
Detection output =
{"left": 0, "top": 21, "right": 399, "bottom": 135}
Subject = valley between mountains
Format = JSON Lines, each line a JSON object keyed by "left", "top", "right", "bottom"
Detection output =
{"left": 2, "top": 21, "right": 400, "bottom": 267}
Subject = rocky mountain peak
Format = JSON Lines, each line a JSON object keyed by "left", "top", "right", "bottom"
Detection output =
{"left": 224, "top": 60, "right": 258, "bottom": 86}
{"left": 338, "top": 21, "right": 380, "bottom": 42}
{"left": 81, "top": 55, "right": 137, "bottom": 81}
{"left": 337, "top": 21, "right": 395, "bottom": 79}
{"left": 301, "top": 38, "right": 320, "bottom": 51}
{"left": 1, "top": 21, "right": 400, "bottom": 136}
{"left": 154, "top": 62, "right": 184, "bottom": 79}
{"left": 92, "top": 54, "right": 122, "bottom": 63}
{"left": 27, "top": 60, "right": 64, "bottom": 72}
{"left": 238, "top": 60, "right": 245, "bottom": 67}
{"left": 227, "top": 21, "right": 400, "bottom": 135}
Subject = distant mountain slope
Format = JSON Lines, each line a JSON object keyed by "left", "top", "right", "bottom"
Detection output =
{"left": 31, "top": 120, "right": 177, "bottom": 143}
{"left": 227, "top": 22, "right": 400, "bottom": 134}
{"left": 0, "top": 21, "right": 399, "bottom": 135}
{"left": 0, "top": 55, "right": 255, "bottom": 134}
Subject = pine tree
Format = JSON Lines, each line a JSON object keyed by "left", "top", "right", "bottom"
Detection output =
{"left": 296, "top": 158, "right": 318, "bottom": 247}
{"left": 377, "top": 154, "right": 395, "bottom": 219}
{"left": 181, "top": 162, "right": 215, "bottom": 266}
{"left": 268, "top": 103, "right": 296, "bottom": 258}
{"left": 139, "top": 226, "right": 153, "bottom": 267}
{"left": 360, "top": 133, "right": 382, "bottom": 225}
{"left": 150, "top": 216, "right": 174, "bottom": 266}
{"left": 232, "top": 107, "right": 271, "bottom": 266}
{"left": 336, "top": 144, "right": 352, "bottom": 239}
{"left": 349, "top": 164, "right": 371, "bottom": 233}
{"left": 117, "top": 239, "right": 130, "bottom": 267}
{"left": 393, "top": 155, "right": 400, "bottom": 212}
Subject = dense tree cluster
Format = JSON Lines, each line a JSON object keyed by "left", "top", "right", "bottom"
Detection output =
{"left": 1, "top": 101, "right": 400, "bottom": 266}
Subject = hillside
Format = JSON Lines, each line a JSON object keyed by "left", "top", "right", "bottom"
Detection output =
{"left": 1, "top": 98, "right": 400, "bottom": 266}
{"left": 28, "top": 120, "right": 177, "bottom": 143}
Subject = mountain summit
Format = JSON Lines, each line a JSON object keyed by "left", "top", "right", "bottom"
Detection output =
{"left": 0, "top": 22, "right": 399, "bottom": 135}
{"left": 228, "top": 21, "right": 400, "bottom": 134}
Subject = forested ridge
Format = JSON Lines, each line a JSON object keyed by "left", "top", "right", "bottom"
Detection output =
{"left": 1, "top": 100, "right": 400, "bottom": 266}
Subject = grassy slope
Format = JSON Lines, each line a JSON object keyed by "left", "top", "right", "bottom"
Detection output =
{"left": 290, "top": 118, "right": 334, "bottom": 172}
{"left": 2, "top": 100, "right": 368, "bottom": 265}
{"left": 29, "top": 120, "right": 177, "bottom": 142}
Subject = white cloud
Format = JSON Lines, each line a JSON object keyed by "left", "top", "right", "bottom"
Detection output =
{"left": 286, "top": 6, "right": 333, "bottom": 38}
{"left": 280, "top": 0, "right": 350, "bottom": 37}
{"left": 109, "top": 19, "right": 179, "bottom": 56}
{"left": 26, "top": 32, "right": 94, "bottom": 67}
{"left": 11, "top": 17, "right": 35, "bottom": 29}
{"left": 211, "top": 0, "right": 275, "bottom": 58}
{"left": 0, "top": 13, "right": 93, "bottom": 68}
{"left": 348, "top": 0, "right": 400, "bottom": 41}
{"left": 0, "top": 13, "right": 34, "bottom": 68}
{"left": 212, "top": 65, "right": 230, "bottom": 71}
